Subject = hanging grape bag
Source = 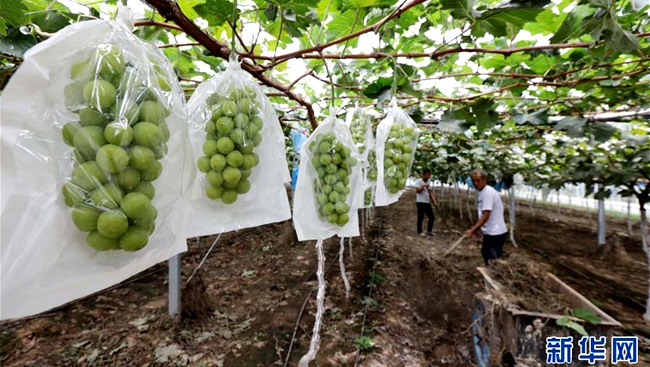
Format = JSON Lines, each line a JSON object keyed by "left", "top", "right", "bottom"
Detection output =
{"left": 375, "top": 99, "right": 419, "bottom": 207}
{"left": 293, "top": 109, "right": 363, "bottom": 240}
{"left": 346, "top": 106, "right": 376, "bottom": 209}
{"left": 292, "top": 109, "right": 362, "bottom": 367}
{"left": 0, "top": 6, "right": 190, "bottom": 320}
{"left": 185, "top": 58, "right": 291, "bottom": 236}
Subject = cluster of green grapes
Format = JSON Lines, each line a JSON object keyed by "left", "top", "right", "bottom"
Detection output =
{"left": 197, "top": 86, "right": 262, "bottom": 204}
{"left": 61, "top": 43, "right": 171, "bottom": 252}
{"left": 349, "top": 111, "right": 370, "bottom": 155}
{"left": 309, "top": 132, "right": 357, "bottom": 226}
{"left": 367, "top": 149, "right": 377, "bottom": 181}
{"left": 383, "top": 124, "right": 417, "bottom": 194}
{"left": 364, "top": 187, "right": 373, "bottom": 206}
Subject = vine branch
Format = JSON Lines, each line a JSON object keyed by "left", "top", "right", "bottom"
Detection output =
{"left": 141, "top": 0, "right": 317, "bottom": 129}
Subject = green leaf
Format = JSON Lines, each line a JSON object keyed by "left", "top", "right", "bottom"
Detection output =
{"left": 474, "top": 8, "right": 544, "bottom": 37}
{"left": 30, "top": 12, "right": 72, "bottom": 33}
{"left": 0, "top": 27, "right": 37, "bottom": 57}
{"left": 556, "top": 117, "right": 587, "bottom": 138}
{"left": 341, "top": 0, "right": 393, "bottom": 11}
{"left": 439, "top": 0, "right": 476, "bottom": 20}
{"left": 442, "top": 98, "right": 499, "bottom": 133}
{"left": 557, "top": 317, "right": 588, "bottom": 336}
{"left": 194, "top": 0, "right": 237, "bottom": 27}
{"left": 525, "top": 8, "right": 566, "bottom": 35}
{"left": 179, "top": 0, "right": 205, "bottom": 21}
{"left": 325, "top": 10, "right": 363, "bottom": 43}
{"left": 363, "top": 77, "right": 393, "bottom": 99}
{"left": 550, "top": 5, "right": 593, "bottom": 44}
{"left": 574, "top": 308, "right": 601, "bottom": 325}
{"left": 0, "top": 18, "right": 6, "bottom": 36}
{"left": 0, "top": 0, "right": 28, "bottom": 28}
{"left": 512, "top": 109, "right": 549, "bottom": 125}
{"left": 590, "top": 121, "right": 617, "bottom": 142}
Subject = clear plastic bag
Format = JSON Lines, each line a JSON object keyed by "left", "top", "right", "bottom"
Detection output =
{"left": 375, "top": 99, "right": 419, "bottom": 206}
{"left": 0, "top": 6, "right": 190, "bottom": 320}
{"left": 184, "top": 59, "right": 291, "bottom": 237}
{"left": 347, "top": 106, "right": 376, "bottom": 209}
{"left": 293, "top": 109, "right": 363, "bottom": 241}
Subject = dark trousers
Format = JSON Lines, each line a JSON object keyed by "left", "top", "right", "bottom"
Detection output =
{"left": 482, "top": 233, "right": 507, "bottom": 265}
{"left": 416, "top": 202, "right": 434, "bottom": 233}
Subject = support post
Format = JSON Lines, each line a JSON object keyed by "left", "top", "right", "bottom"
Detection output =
{"left": 169, "top": 254, "right": 182, "bottom": 317}
{"left": 598, "top": 199, "right": 606, "bottom": 246}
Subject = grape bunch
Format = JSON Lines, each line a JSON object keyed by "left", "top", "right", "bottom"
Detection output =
{"left": 309, "top": 132, "right": 357, "bottom": 226}
{"left": 364, "top": 188, "right": 373, "bottom": 206}
{"left": 367, "top": 149, "right": 377, "bottom": 182}
{"left": 349, "top": 110, "right": 370, "bottom": 155}
{"left": 197, "top": 86, "right": 262, "bottom": 204}
{"left": 383, "top": 124, "right": 417, "bottom": 194}
{"left": 61, "top": 43, "right": 171, "bottom": 252}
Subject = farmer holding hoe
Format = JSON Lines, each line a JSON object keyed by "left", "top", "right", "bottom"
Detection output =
{"left": 415, "top": 169, "right": 438, "bottom": 237}
{"left": 465, "top": 169, "right": 508, "bottom": 264}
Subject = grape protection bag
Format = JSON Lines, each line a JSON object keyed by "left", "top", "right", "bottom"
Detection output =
{"left": 0, "top": 6, "right": 189, "bottom": 320}
{"left": 346, "top": 106, "right": 375, "bottom": 209}
{"left": 185, "top": 59, "right": 291, "bottom": 236}
{"left": 375, "top": 99, "right": 419, "bottom": 206}
{"left": 293, "top": 109, "right": 363, "bottom": 241}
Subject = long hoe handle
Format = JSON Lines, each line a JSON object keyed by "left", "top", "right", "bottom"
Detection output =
{"left": 443, "top": 236, "right": 466, "bottom": 257}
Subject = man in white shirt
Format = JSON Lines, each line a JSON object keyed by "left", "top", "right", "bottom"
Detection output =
{"left": 465, "top": 169, "right": 507, "bottom": 264}
{"left": 414, "top": 169, "right": 438, "bottom": 237}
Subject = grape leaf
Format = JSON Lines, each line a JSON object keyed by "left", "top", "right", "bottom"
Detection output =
{"left": 557, "top": 317, "right": 588, "bottom": 336}
{"left": 0, "top": 0, "right": 28, "bottom": 28}
{"left": 574, "top": 308, "right": 602, "bottom": 325}
{"left": 194, "top": 0, "right": 237, "bottom": 27}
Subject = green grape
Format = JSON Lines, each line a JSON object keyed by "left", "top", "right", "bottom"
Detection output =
{"left": 115, "top": 168, "right": 141, "bottom": 190}
{"left": 62, "top": 122, "right": 82, "bottom": 146}
{"left": 72, "top": 161, "right": 108, "bottom": 191}
{"left": 206, "top": 186, "right": 223, "bottom": 200}
{"left": 221, "top": 189, "right": 238, "bottom": 204}
{"left": 141, "top": 161, "right": 163, "bottom": 181}
{"left": 217, "top": 137, "right": 235, "bottom": 155}
{"left": 62, "top": 182, "right": 87, "bottom": 207}
{"left": 104, "top": 122, "right": 134, "bottom": 146}
{"left": 207, "top": 170, "right": 224, "bottom": 187}
{"left": 74, "top": 126, "right": 107, "bottom": 160}
{"left": 139, "top": 101, "right": 168, "bottom": 125}
{"left": 128, "top": 146, "right": 155, "bottom": 170}
{"left": 132, "top": 181, "right": 155, "bottom": 199}
{"left": 83, "top": 79, "right": 117, "bottom": 111}
{"left": 119, "top": 227, "right": 149, "bottom": 251}
{"left": 133, "top": 122, "right": 162, "bottom": 148}
{"left": 96, "top": 144, "right": 129, "bottom": 173}
{"left": 96, "top": 210, "right": 129, "bottom": 238}
{"left": 86, "top": 230, "right": 118, "bottom": 251}
{"left": 72, "top": 205, "right": 102, "bottom": 231}
{"left": 90, "top": 183, "right": 123, "bottom": 209}
{"left": 235, "top": 179, "right": 250, "bottom": 194}
{"left": 79, "top": 107, "right": 111, "bottom": 127}
{"left": 210, "top": 154, "right": 227, "bottom": 171}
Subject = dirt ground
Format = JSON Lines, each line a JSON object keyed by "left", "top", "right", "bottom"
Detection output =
{"left": 1, "top": 187, "right": 649, "bottom": 366}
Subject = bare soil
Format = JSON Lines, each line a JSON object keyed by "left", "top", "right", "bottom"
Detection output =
{"left": 0, "top": 187, "right": 648, "bottom": 366}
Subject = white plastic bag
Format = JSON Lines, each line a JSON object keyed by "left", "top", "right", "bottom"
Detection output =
{"left": 346, "top": 106, "right": 376, "bottom": 209}
{"left": 375, "top": 99, "right": 419, "bottom": 206}
{"left": 185, "top": 59, "right": 291, "bottom": 237}
{"left": 293, "top": 109, "right": 362, "bottom": 241}
{"left": 0, "top": 6, "right": 189, "bottom": 320}
{"left": 346, "top": 105, "right": 373, "bottom": 163}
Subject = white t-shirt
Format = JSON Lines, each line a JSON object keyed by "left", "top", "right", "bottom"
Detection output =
{"left": 414, "top": 178, "right": 432, "bottom": 203}
{"left": 477, "top": 185, "right": 507, "bottom": 236}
